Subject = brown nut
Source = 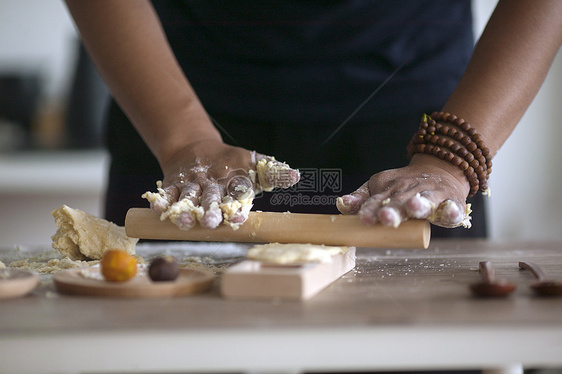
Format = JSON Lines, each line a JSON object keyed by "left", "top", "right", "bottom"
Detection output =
{"left": 148, "top": 256, "right": 179, "bottom": 282}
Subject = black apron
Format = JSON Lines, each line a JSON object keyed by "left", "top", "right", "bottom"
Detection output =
{"left": 104, "top": 0, "right": 486, "bottom": 237}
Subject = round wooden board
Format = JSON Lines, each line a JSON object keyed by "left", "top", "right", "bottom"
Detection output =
{"left": 0, "top": 269, "right": 39, "bottom": 299}
{"left": 53, "top": 267, "right": 215, "bottom": 298}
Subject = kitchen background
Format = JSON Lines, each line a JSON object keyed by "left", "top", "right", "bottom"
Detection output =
{"left": 0, "top": 0, "right": 560, "bottom": 246}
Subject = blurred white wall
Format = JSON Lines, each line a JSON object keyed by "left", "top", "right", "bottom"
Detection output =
{"left": 0, "top": 1, "right": 560, "bottom": 245}
{"left": 473, "top": 0, "right": 562, "bottom": 240}
{"left": 488, "top": 48, "right": 562, "bottom": 240}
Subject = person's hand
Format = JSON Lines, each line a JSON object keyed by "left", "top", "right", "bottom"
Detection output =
{"left": 336, "top": 154, "right": 473, "bottom": 228}
{"left": 142, "top": 139, "right": 300, "bottom": 230}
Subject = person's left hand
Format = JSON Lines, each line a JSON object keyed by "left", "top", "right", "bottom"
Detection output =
{"left": 142, "top": 139, "right": 300, "bottom": 230}
{"left": 336, "top": 154, "right": 473, "bottom": 228}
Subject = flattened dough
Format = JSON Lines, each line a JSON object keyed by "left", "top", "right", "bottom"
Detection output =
{"left": 51, "top": 205, "right": 138, "bottom": 260}
{"left": 247, "top": 243, "right": 348, "bottom": 265}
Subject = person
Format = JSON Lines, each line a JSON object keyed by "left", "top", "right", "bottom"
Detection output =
{"left": 64, "top": 1, "right": 562, "bottom": 237}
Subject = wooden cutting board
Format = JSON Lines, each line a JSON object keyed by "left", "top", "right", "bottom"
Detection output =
{"left": 125, "top": 208, "right": 430, "bottom": 249}
{"left": 53, "top": 267, "right": 215, "bottom": 298}
{"left": 221, "top": 247, "right": 356, "bottom": 300}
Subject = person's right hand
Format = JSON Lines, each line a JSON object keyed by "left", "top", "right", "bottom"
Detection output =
{"left": 142, "top": 138, "right": 300, "bottom": 230}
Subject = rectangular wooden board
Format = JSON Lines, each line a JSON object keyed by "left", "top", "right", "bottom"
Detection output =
{"left": 221, "top": 247, "right": 356, "bottom": 300}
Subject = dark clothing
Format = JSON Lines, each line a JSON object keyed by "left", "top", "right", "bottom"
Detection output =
{"left": 105, "top": 0, "right": 487, "bottom": 237}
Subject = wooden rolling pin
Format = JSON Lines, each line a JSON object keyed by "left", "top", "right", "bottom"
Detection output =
{"left": 125, "top": 208, "right": 430, "bottom": 248}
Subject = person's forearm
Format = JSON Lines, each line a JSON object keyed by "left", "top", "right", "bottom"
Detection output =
{"left": 64, "top": 0, "right": 221, "bottom": 166}
{"left": 442, "top": 0, "right": 562, "bottom": 157}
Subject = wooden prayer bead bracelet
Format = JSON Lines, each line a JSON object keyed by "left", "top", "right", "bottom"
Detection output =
{"left": 407, "top": 111, "right": 492, "bottom": 197}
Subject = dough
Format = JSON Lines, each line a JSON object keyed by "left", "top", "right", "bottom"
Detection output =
{"left": 219, "top": 186, "right": 254, "bottom": 230}
{"left": 51, "top": 205, "right": 138, "bottom": 261}
{"left": 162, "top": 198, "right": 204, "bottom": 229}
{"left": 429, "top": 201, "right": 473, "bottom": 229}
{"left": 9, "top": 257, "right": 96, "bottom": 274}
{"left": 249, "top": 157, "right": 293, "bottom": 192}
{"left": 247, "top": 243, "right": 348, "bottom": 265}
{"left": 141, "top": 181, "right": 170, "bottom": 213}
{"left": 142, "top": 156, "right": 294, "bottom": 230}
{"left": 143, "top": 181, "right": 254, "bottom": 231}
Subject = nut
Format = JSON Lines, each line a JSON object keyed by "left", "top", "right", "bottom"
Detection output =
{"left": 148, "top": 256, "right": 179, "bottom": 282}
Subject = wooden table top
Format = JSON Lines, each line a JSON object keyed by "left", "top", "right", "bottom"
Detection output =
{"left": 1, "top": 239, "right": 561, "bottom": 373}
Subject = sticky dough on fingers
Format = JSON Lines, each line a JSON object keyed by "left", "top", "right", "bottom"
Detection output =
{"left": 357, "top": 194, "right": 386, "bottom": 225}
{"left": 405, "top": 193, "right": 435, "bottom": 220}
{"left": 142, "top": 153, "right": 299, "bottom": 231}
{"left": 357, "top": 193, "right": 405, "bottom": 227}
{"left": 214, "top": 175, "right": 252, "bottom": 227}
{"left": 219, "top": 187, "right": 255, "bottom": 230}
{"left": 161, "top": 198, "right": 203, "bottom": 230}
{"left": 377, "top": 205, "right": 403, "bottom": 228}
{"left": 199, "top": 183, "right": 224, "bottom": 229}
{"left": 429, "top": 200, "right": 472, "bottom": 228}
{"left": 336, "top": 182, "right": 370, "bottom": 215}
{"left": 143, "top": 180, "right": 256, "bottom": 231}
{"left": 143, "top": 181, "right": 202, "bottom": 230}
{"left": 142, "top": 181, "right": 175, "bottom": 213}
{"left": 249, "top": 155, "right": 300, "bottom": 192}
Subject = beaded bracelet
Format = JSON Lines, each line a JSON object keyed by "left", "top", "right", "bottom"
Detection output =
{"left": 407, "top": 112, "right": 492, "bottom": 197}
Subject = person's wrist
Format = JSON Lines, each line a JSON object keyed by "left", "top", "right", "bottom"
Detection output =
{"left": 407, "top": 112, "right": 492, "bottom": 197}
{"left": 156, "top": 106, "right": 223, "bottom": 166}
{"left": 410, "top": 153, "right": 471, "bottom": 198}
{"left": 158, "top": 134, "right": 223, "bottom": 169}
